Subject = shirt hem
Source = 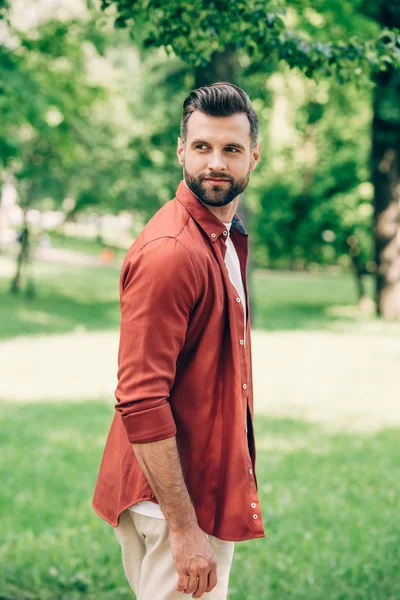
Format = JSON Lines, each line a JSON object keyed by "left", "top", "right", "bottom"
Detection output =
{"left": 92, "top": 500, "right": 266, "bottom": 541}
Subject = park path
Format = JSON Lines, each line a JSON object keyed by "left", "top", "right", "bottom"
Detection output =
{"left": 0, "top": 327, "right": 398, "bottom": 432}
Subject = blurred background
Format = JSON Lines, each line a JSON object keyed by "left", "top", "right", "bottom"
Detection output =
{"left": 1, "top": 1, "right": 400, "bottom": 599}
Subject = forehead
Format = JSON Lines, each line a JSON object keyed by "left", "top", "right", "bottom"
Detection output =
{"left": 186, "top": 110, "right": 251, "bottom": 145}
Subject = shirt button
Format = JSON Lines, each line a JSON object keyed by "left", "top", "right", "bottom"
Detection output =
{"left": 243, "top": 383, "right": 247, "bottom": 389}
{"left": 251, "top": 502, "right": 256, "bottom": 508}
{"left": 211, "top": 233, "right": 216, "bottom": 238}
{"left": 239, "top": 339, "right": 244, "bottom": 345}
{"left": 236, "top": 297, "right": 241, "bottom": 303}
{"left": 223, "top": 230, "right": 228, "bottom": 236}
{"left": 252, "top": 514, "right": 258, "bottom": 519}
{"left": 249, "top": 468, "right": 253, "bottom": 475}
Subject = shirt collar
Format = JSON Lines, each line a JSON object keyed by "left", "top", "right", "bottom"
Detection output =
{"left": 175, "top": 179, "right": 247, "bottom": 243}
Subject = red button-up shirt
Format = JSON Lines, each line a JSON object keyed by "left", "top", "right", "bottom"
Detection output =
{"left": 92, "top": 180, "right": 265, "bottom": 542}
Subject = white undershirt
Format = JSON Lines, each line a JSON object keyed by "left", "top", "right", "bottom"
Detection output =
{"left": 222, "top": 221, "right": 247, "bottom": 340}
{"left": 129, "top": 221, "right": 247, "bottom": 520}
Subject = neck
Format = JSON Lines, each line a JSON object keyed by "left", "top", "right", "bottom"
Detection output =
{"left": 206, "top": 197, "right": 240, "bottom": 224}
{"left": 183, "top": 179, "right": 240, "bottom": 223}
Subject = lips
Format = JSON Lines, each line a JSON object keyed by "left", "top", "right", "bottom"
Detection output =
{"left": 204, "top": 178, "right": 230, "bottom": 183}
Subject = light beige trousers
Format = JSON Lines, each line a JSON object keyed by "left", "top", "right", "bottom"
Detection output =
{"left": 113, "top": 509, "right": 235, "bottom": 600}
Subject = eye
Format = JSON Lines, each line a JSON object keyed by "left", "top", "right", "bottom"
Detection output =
{"left": 195, "top": 144, "right": 208, "bottom": 150}
{"left": 226, "top": 147, "right": 239, "bottom": 153}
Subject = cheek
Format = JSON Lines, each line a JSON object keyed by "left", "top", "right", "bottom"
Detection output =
{"left": 231, "top": 157, "right": 249, "bottom": 174}
{"left": 185, "top": 153, "right": 207, "bottom": 171}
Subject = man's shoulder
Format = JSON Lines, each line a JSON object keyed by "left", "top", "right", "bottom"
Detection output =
{"left": 133, "top": 199, "right": 187, "bottom": 246}
{"left": 123, "top": 197, "right": 207, "bottom": 266}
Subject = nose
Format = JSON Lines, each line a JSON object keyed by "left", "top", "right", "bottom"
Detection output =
{"left": 207, "top": 151, "right": 227, "bottom": 172}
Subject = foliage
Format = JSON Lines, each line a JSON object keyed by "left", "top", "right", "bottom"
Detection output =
{"left": 101, "top": 0, "right": 400, "bottom": 83}
{"left": 1, "top": 0, "right": 399, "bottom": 283}
{"left": 0, "top": 0, "right": 8, "bottom": 20}
{"left": 0, "top": 12, "right": 142, "bottom": 216}
{"left": 252, "top": 74, "right": 374, "bottom": 272}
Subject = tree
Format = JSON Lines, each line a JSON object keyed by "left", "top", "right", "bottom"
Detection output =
{"left": 364, "top": 1, "right": 400, "bottom": 318}
{"left": 0, "top": 9, "right": 139, "bottom": 294}
{"left": 101, "top": 0, "right": 400, "bottom": 318}
{"left": 253, "top": 71, "right": 375, "bottom": 304}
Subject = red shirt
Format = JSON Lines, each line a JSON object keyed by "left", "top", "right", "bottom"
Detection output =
{"left": 92, "top": 180, "right": 265, "bottom": 542}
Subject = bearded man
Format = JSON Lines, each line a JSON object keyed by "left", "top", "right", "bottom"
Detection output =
{"left": 93, "top": 81, "right": 265, "bottom": 600}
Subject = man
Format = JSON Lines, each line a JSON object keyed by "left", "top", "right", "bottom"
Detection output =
{"left": 92, "top": 81, "right": 265, "bottom": 600}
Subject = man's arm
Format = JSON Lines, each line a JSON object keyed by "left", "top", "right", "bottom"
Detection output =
{"left": 115, "top": 239, "right": 216, "bottom": 597}
{"left": 132, "top": 436, "right": 217, "bottom": 599}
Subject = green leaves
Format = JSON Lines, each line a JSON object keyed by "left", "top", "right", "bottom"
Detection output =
{"left": 100, "top": 0, "right": 400, "bottom": 81}
{"left": 0, "top": 0, "right": 9, "bottom": 20}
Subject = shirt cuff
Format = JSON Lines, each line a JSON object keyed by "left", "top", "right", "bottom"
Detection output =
{"left": 121, "top": 402, "right": 177, "bottom": 444}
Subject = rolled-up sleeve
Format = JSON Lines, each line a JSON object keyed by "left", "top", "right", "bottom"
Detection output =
{"left": 114, "top": 236, "right": 198, "bottom": 444}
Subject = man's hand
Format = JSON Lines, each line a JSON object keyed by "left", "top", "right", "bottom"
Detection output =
{"left": 170, "top": 525, "right": 218, "bottom": 598}
{"left": 131, "top": 437, "right": 216, "bottom": 597}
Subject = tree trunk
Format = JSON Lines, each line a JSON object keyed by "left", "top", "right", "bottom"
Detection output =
{"left": 10, "top": 219, "right": 30, "bottom": 294}
{"left": 10, "top": 185, "right": 36, "bottom": 298}
{"left": 194, "top": 44, "right": 256, "bottom": 319}
{"left": 194, "top": 44, "right": 238, "bottom": 88}
{"left": 350, "top": 256, "right": 367, "bottom": 302}
{"left": 372, "top": 67, "right": 400, "bottom": 318}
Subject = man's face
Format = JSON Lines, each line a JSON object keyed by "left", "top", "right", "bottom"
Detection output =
{"left": 177, "top": 110, "right": 260, "bottom": 208}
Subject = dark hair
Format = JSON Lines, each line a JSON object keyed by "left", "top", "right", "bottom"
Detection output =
{"left": 180, "top": 82, "right": 258, "bottom": 149}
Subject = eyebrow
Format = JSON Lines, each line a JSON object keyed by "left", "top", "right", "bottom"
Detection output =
{"left": 190, "top": 139, "right": 246, "bottom": 151}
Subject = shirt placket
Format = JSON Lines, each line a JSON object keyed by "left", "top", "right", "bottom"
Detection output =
{"left": 231, "top": 230, "right": 262, "bottom": 526}
{"left": 208, "top": 224, "right": 263, "bottom": 531}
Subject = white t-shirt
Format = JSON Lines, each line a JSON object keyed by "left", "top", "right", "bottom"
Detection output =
{"left": 129, "top": 221, "right": 247, "bottom": 520}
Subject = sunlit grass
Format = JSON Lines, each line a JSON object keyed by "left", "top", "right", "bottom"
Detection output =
{"left": 1, "top": 402, "right": 400, "bottom": 599}
{"left": 1, "top": 247, "right": 398, "bottom": 599}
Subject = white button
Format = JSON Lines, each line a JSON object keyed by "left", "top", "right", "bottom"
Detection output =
{"left": 249, "top": 468, "right": 253, "bottom": 475}
{"left": 251, "top": 502, "right": 256, "bottom": 508}
{"left": 236, "top": 297, "right": 241, "bottom": 303}
{"left": 211, "top": 233, "right": 216, "bottom": 238}
{"left": 239, "top": 339, "right": 244, "bottom": 345}
{"left": 223, "top": 230, "right": 228, "bottom": 236}
{"left": 243, "top": 383, "right": 247, "bottom": 389}
{"left": 252, "top": 514, "right": 258, "bottom": 519}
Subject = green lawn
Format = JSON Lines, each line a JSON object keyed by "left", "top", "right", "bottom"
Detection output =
{"left": 253, "top": 270, "right": 376, "bottom": 331}
{"left": 0, "top": 260, "right": 121, "bottom": 340}
{"left": 0, "top": 251, "right": 398, "bottom": 599}
{"left": 1, "top": 402, "right": 399, "bottom": 600}
{"left": 0, "top": 251, "right": 381, "bottom": 340}
{"left": 48, "top": 231, "right": 128, "bottom": 263}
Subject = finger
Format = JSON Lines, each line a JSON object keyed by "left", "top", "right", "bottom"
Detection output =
{"left": 177, "top": 572, "right": 188, "bottom": 593}
{"left": 206, "top": 564, "right": 218, "bottom": 592}
{"left": 192, "top": 569, "right": 209, "bottom": 598}
{"left": 185, "top": 569, "right": 198, "bottom": 594}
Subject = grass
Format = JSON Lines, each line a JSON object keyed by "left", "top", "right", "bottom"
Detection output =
{"left": 48, "top": 231, "right": 128, "bottom": 263}
{"left": 253, "top": 269, "right": 376, "bottom": 331}
{"left": 0, "top": 253, "right": 381, "bottom": 340}
{"left": 0, "top": 260, "right": 121, "bottom": 340}
{"left": 1, "top": 402, "right": 400, "bottom": 600}
{"left": 0, "top": 244, "right": 399, "bottom": 599}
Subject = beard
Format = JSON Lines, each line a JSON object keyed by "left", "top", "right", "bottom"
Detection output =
{"left": 184, "top": 166, "right": 250, "bottom": 208}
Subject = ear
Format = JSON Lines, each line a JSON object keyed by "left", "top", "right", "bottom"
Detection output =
{"left": 250, "top": 143, "right": 260, "bottom": 172}
{"left": 177, "top": 137, "right": 185, "bottom": 167}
